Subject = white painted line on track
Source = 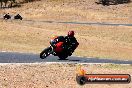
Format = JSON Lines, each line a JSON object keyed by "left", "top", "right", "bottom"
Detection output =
{"left": 1, "top": 51, "right": 7, "bottom": 52}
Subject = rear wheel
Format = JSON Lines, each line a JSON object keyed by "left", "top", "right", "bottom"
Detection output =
{"left": 20, "top": 17, "right": 23, "bottom": 20}
{"left": 40, "top": 46, "right": 52, "bottom": 59}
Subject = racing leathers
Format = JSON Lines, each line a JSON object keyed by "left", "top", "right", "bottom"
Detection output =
{"left": 64, "top": 36, "right": 79, "bottom": 55}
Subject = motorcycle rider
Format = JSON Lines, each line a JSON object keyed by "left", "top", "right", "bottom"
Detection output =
{"left": 50, "top": 31, "right": 79, "bottom": 56}
{"left": 65, "top": 31, "right": 79, "bottom": 55}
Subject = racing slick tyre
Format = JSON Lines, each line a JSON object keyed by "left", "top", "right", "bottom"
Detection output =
{"left": 40, "top": 46, "right": 52, "bottom": 59}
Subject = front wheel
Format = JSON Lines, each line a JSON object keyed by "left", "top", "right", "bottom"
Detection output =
{"left": 40, "top": 46, "right": 52, "bottom": 59}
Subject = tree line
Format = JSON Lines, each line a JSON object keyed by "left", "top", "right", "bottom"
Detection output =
{"left": 0, "top": 0, "right": 16, "bottom": 8}
{"left": 0, "top": 0, "right": 40, "bottom": 8}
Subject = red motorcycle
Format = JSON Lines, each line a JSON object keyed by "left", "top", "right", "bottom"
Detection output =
{"left": 40, "top": 42, "right": 71, "bottom": 60}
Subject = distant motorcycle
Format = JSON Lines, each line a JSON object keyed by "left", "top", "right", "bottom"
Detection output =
{"left": 3, "top": 14, "right": 11, "bottom": 19}
{"left": 14, "top": 14, "right": 23, "bottom": 20}
{"left": 40, "top": 42, "right": 72, "bottom": 60}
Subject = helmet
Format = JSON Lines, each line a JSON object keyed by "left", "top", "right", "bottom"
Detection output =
{"left": 67, "top": 31, "right": 75, "bottom": 37}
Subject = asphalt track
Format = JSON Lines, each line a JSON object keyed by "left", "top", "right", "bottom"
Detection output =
{"left": 1, "top": 15, "right": 132, "bottom": 27}
{"left": 1, "top": 16, "right": 132, "bottom": 64}
{"left": 23, "top": 19, "right": 132, "bottom": 27}
{"left": 0, "top": 52, "right": 132, "bottom": 64}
